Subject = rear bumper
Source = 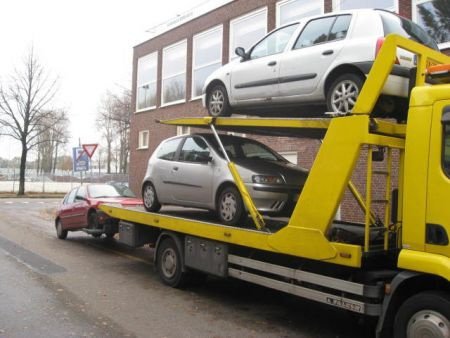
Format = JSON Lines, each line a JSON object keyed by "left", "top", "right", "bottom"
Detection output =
{"left": 354, "top": 61, "right": 411, "bottom": 97}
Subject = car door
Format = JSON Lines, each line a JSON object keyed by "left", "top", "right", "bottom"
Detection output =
{"left": 58, "top": 188, "right": 78, "bottom": 228}
{"left": 230, "top": 23, "right": 299, "bottom": 103}
{"left": 72, "top": 185, "right": 89, "bottom": 227}
{"left": 170, "top": 136, "right": 213, "bottom": 205}
{"left": 277, "top": 15, "right": 352, "bottom": 100}
{"left": 151, "top": 137, "right": 183, "bottom": 204}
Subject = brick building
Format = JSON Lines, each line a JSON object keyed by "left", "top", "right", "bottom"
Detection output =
{"left": 129, "top": 0, "right": 449, "bottom": 220}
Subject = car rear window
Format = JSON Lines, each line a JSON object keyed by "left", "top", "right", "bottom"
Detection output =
{"left": 377, "top": 10, "right": 439, "bottom": 50}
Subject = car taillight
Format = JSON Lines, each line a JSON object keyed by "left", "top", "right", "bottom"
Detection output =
{"left": 375, "top": 37, "right": 400, "bottom": 64}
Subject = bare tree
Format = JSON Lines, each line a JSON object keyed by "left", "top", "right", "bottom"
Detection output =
{"left": 36, "top": 109, "right": 70, "bottom": 174}
{"left": 97, "top": 89, "right": 131, "bottom": 174}
{"left": 97, "top": 94, "right": 115, "bottom": 174}
{"left": 0, "top": 48, "right": 59, "bottom": 195}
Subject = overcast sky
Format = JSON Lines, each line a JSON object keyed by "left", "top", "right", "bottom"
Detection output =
{"left": 0, "top": 0, "right": 209, "bottom": 159}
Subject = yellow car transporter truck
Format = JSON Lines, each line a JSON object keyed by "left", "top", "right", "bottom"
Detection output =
{"left": 99, "top": 35, "right": 450, "bottom": 337}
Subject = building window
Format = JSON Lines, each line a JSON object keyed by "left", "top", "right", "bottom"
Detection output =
{"left": 177, "top": 126, "right": 191, "bottom": 135}
{"left": 413, "top": 0, "right": 450, "bottom": 49}
{"left": 138, "top": 130, "right": 149, "bottom": 149}
{"left": 162, "top": 40, "right": 187, "bottom": 105}
{"left": 276, "top": 0, "right": 323, "bottom": 27}
{"left": 333, "top": 0, "right": 398, "bottom": 12}
{"left": 229, "top": 7, "right": 268, "bottom": 61}
{"left": 136, "top": 52, "right": 157, "bottom": 111}
{"left": 192, "top": 25, "right": 223, "bottom": 99}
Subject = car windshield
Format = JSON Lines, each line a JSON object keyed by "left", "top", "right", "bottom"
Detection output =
{"left": 377, "top": 10, "right": 439, "bottom": 50}
{"left": 206, "top": 135, "right": 287, "bottom": 162}
{"left": 88, "top": 184, "right": 134, "bottom": 198}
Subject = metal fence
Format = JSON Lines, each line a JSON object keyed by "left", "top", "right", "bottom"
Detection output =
{"left": 0, "top": 168, "right": 129, "bottom": 194}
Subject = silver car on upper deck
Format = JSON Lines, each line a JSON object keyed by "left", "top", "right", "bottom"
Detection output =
{"left": 202, "top": 9, "right": 438, "bottom": 120}
{"left": 142, "top": 133, "right": 308, "bottom": 226}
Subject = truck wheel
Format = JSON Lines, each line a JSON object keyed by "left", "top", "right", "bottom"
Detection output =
{"left": 143, "top": 183, "right": 161, "bottom": 212}
{"left": 207, "top": 84, "right": 231, "bottom": 117}
{"left": 156, "top": 238, "right": 187, "bottom": 288}
{"left": 326, "top": 73, "right": 364, "bottom": 115}
{"left": 394, "top": 291, "right": 450, "bottom": 338}
{"left": 217, "top": 186, "right": 246, "bottom": 226}
{"left": 55, "top": 219, "right": 68, "bottom": 240}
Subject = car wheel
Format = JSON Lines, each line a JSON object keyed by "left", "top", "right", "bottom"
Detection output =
{"left": 88, "top": 211, "right": 99, "bottom": 230}
{"left": 394, "top": 291, "right": 450, "bottom": 338}
{"left": 207, "top": 84, "right": 231, "bottom": 117}
{"left": 326, "top": 73, "right": 364, "bottom": 115}
{"left": 142, "top": 183, "right": 161, "bottom": 212}
{"left": 156, "top": 237, "right": 188, "bottom": 288}
{"left": 55, "top": 219, "right": 68, "bottom": 240}
{"left": 217, "top": 186, "right": 246, "bottom": 226}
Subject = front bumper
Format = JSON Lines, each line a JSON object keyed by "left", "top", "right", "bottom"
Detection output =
{"left": 247, "top": 183, "right": 300, "bottom": 214}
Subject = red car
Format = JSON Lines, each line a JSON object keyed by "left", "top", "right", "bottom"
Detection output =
{"left": 55, "top": 183, "right": 143, "bottom": 239}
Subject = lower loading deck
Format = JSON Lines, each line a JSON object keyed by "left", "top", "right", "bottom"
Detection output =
{"left": 99, "top": 204, "right": 390, "bottom": 316}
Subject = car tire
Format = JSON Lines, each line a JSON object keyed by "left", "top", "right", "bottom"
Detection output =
{"left": 55, "top": 219, "right": 68, "bottom": 240}
{"left": 394, "top": 291, "right": 450, "bottom": 338}
{"left": 88, "top": 211, "right": 99, "bottom": 230}
{"left": 326, "top": 73, "right": 364, "bottom": 115}
{"left": 142, "top": 182, "right": 161, "bottom": 212}
{"left": 207, "top": 84, "right": 231, "bottom": 117}
{"left": 156, "top": 237, "right": 188, "bottom": 288}
{"left": 217, "top": 186, "right": 246, "bottom": 226}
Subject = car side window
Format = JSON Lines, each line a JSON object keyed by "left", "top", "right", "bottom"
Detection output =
{"left": 329, "top": 15, "right": 351, "bottom": 41}
{"left": 250, "top": 23, "right": 299, "bottom": 60}
{"left": 157, "top": 138, "right": 181, "bottom": 161}
{"left": 76, "top": 186, "right": 87, "bottom": 200}
{"left": 66, "top": 188, "right": 78, "bottom": 204}
{"left": 179, "top": 137, "right": 210, "bottom": 163}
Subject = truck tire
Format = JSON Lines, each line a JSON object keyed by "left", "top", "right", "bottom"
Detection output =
{"left": 55, "top": 219, "right": 68, "bottom": 240}
{"left": 394, "top": 290, "right": 450, "bottom": 338}
{"left": 156, "top": 237, "right": 188, "bottom": 288}
{"left": 217, "top": 186, "right": 246, "bottom": 226}
{"left": 88, "top": 211, "right": 99, "bottom": 230}
{"left": 142, "top": 182, "right": 161, "bottom": 212}
{"left": 326, "top": 73, "right": 364, "bottom": 115}
{"left": 207, "top": 84, "right": 231, "bottom": 117}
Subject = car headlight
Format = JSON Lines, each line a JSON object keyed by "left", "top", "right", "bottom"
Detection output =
{"left": 252, "top": 175, "right": 284, "bottom": 184}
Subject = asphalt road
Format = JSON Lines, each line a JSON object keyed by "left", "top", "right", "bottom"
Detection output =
{"left": 0, "top": 198, "right": 375, "bottom": 338}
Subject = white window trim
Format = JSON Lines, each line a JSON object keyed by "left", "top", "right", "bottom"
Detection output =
{"left": 279, "top": 151, "right": 298, "bottom": 164}
{"left": 229, "top": 7, "right": 268, "bottom": 61}
{"left": 177, "top": 126, "right": 191, "bottom": 136}
{"left": 138, "top": 130, "right": 149, "bottom": 150}
{"left": 332, "top": 0, "right": 399, "bottom": 13}
{"left": 276, "top": 0, "right": 324, "bottom": 27}
{"left": 192, "top": 25, "right": 223, "bottom": 100}
{"left": 136, "top": 52, "right": 158, "bottom": 113}
{"left": 412, "top": 0, "right": 450, "bottom": 48}
{"left": 161, "top": 39, "right": 187, "bottom": 106}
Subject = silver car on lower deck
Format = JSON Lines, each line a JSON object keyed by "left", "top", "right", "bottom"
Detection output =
{"left": 142, "top": 133, "right": 308, "bottom": 225}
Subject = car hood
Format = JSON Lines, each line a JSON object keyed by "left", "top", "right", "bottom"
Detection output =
{"left": 234, "top": 159, "right": 308, "bottom": 185}
{"left": 91, "top": 197, "right": 143, "bottom": 206}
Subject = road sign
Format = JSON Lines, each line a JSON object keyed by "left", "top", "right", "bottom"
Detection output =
{"left": 72, "top": 147, "right": 89, "bottom": 172}
{"left": 82, "top": 144, "right": 98, "bottom": 158}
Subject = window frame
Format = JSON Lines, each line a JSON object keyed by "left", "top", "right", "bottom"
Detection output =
{"left": 136, "top": 52, "right": 158, "bottom": 113}
{"left": 332, "top": 0, "right": 398, "bottom": 13}
{"left": 138, "top": 130, "right": 149, "bottom": 150}
{"left": 276, "top": 0, "right": 324, "bottom": 27}
{"left": 191, "top": 25, "right": 223, "bottom": 100}
{"left": 161, "top": 39, "right": 187, "bottom": 107}
{"left": 441, "top": 107, "right": 450, "bottom": 177}
{"left": 229, "top": 7, "right": 268, "bottom": 61}
{"left": 412, "top": 0, "right": 450, "bottom": 50}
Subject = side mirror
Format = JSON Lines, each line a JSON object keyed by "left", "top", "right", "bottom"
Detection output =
{"left": 235, "top": 47, "right": 248, "bottom": 60}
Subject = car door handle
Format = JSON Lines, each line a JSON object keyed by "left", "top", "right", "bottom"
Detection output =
{"left": 267, "top": 61, "right": 277, "bottom": 66}
{"left": 322, "top": 50, "right": 334, "bottom": 56}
